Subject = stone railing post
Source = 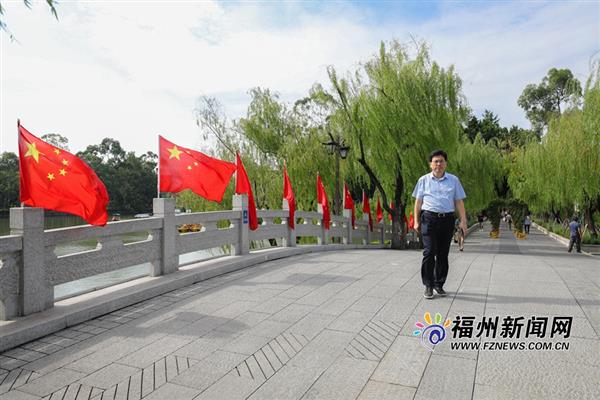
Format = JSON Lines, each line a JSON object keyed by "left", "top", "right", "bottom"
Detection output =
{"left": 282, "top": 199, "right": 296, "bottom": 247}
{"left": 232, "top": 194, "right": 250, "bottom": 255}
{"left": 380, "top": 222, "right": 386, "bottom": 244}
{"left": 342, "top": 210, "right": 353, "bottom": 245}
{"left": 152, "top": 198, "right": 178, "bottom": 276}
{"left": 317, "top": 205, "right": 329, "bottom": 245}
{"left": 362, "top": 214, "right": 371, "bottom": 245}
{"left": 10, "top": 207, "right": 52, "bottom": 316}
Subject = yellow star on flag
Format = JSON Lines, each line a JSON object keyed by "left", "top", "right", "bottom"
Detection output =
{"left": 194, "top": 162, "right": 198, "bottom": 166}
{"left": 59, "top": 168, "right": 67, "bottom": 176}
{"left": 187, "top": 165, "right": 192, "bottom": 170}
{"left": 47, "top": 173, "right": 55, "bottom": 181}
{"left": 62, "top": 159, "right": 69, "bottom": 166}
{"left": 54, "top": 149, "right": 61, "bottom": 155}
{"left": 168, "top": 146, "right": 183, "bottom": 160}
{"left": 25, "top": 142, "right": 42, "bottom": 163}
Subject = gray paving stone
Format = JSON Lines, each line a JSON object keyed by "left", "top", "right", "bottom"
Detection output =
{"left": 117, "top": 335, "right": 192, "bottom": 368}
{"left": 356, "top": 380, "right": 416, "bottom": 400}
{"left": 172, "top": 337, "right": 223, "bottom": 360}
{"left": 0, "top": 390, "right": 41, "bottom": 400}
{"left": 79, "top": 363, "right": 139, "bottom": 389}
{"left": 370, "top": 335, "right": 430, "bottom": 387}
{"left": 328, "top": 310, "right": 373, "bottom": 333}
{"left": 269, "top": 304, "right": 315, "bottom": 324}
{"left": 221, "top": 334, "right": 272, "bottom": 356}
{"left": 140, "top": 383, "right": 200, "bottom": 400}
{"left": 170, "top": 351, "right": 245, "bottom": 390}
{"left": 288, "top": 313, "right": 337, "bottom": 340}
{"left": 301, "top": 355, "right": 377, "bottom": 400}
{"left": 17, "top": 369, "right": 85, "bottom": 397}
{"left": 414, "top": 354, "right": 477, "bottom": 400}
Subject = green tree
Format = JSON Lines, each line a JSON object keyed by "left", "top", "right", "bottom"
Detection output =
{"left": 510, "top": 64, "right": 600, "bottom": 239}
{"left": 193, "top": 90, "right": 338, "bottom": 215}
{"left": 0, "top": 152, "right": 19, "bottom": 210}
{"left": 77, "top": 139, "right": 157, "bottom": 214}
{"left": 518, "top": 68, "right": 583, "bottom": 134}
{"left": 41, "top": 133, "right": 69, "bottom": 151}
{"left": 325, "top": 41, "right": 502, "bottom": 248}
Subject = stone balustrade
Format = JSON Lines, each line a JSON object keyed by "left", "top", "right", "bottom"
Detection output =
{"left": 0, "top": 195, "right": 393, "bottom": 320}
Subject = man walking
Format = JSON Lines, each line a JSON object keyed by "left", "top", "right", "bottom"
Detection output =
{"left": 568, "top": 216, "right": 583, "bottom": 253}
{"left": 413, "top": 150, "right": 467, "bottom": 299}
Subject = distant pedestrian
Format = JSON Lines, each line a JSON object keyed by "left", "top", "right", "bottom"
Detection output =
{"left": 506, "top": 213, "right": 513, "bottom": 231}
{"left": 413, "top": 150, "right": 467, "bottom": 300}
{"left": 454, "top": 217, "right": 465, "bottom": 251}
{"left": 477, "top": 213, "right": 484, "bottom": 231}
{"left": 523, "top": 214, "right": 532, "bottom": 234}
{"left": 568, "top": 216, "right": 583, "bottom": 253}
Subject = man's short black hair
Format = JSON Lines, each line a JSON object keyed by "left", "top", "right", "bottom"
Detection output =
{"left": 428, "top": 149, "right": 448, "bottom": 162}
{"left": 572, "top": 216, "right": 579, "bottom": 222}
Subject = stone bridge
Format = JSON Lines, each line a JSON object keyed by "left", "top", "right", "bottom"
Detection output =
{"left": 0, "top": 198, "right": 598, "bottom": 399}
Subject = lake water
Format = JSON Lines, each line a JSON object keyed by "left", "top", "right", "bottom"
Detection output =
{"left": 0, "top": 215, "right": 270, "bottom": 300}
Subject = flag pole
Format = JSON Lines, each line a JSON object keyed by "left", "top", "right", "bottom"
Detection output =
{"left": 18, "top": 119, "right": 24, "bottom": 207}
{"left": 157, "top": 135, "right": 160, "bottom": 198}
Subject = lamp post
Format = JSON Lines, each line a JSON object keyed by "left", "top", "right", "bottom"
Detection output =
{"left": 322, "top": 132, "right": 350, "bottom": 216}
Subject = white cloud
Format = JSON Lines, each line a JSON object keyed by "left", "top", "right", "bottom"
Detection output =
{"left": 1, "top": 1, "right": 598, "bottom": 155}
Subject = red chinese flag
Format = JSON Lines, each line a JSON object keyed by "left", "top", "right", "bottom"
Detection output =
{"left": 409, "top": 212, "right": 414, "bottom": 230}
{"left": 159, "top": 136, "right": 235, "bottom": 202}
{"left": 283, "top": 167, "right": 296, "bottom": 229}
{"left": 343, "top": 183, "right": 355, "bottom": 228}
{"left": 235, "top": 154, "right": 258, "bottom": 231}
{"left": 376, "top": 197, "right": 383, "bottom": 223}
{"left": 316, "top": 174, "right": 330, "bottom": 230}
{"left": 18, "top": 123, "right": 109, "bottom": 226}
{"left": 362, "top": 191, "right": 373, "bottom": 231}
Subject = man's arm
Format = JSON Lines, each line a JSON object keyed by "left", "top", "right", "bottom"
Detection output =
{"left": 455, "top": 199, "right": 467, "bottom": 233}
{"left": 414, "top": 198, "right": 423, "bottom": 232}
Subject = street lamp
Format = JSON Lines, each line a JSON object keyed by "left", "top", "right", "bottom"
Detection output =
{"left": 322, "top": 132, "right": 350, "bottom": 215}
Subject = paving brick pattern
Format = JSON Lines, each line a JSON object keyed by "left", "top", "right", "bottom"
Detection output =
{"left": 0, "top": 222, "right": 598, "bottom": 400}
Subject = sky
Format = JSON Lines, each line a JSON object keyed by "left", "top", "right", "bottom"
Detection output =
{"left": 1, "top": 0, "right": 599, "bottom": 155}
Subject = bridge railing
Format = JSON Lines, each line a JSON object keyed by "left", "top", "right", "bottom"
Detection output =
{"left": 0, "top": 195, "right": 390, "bottom": 320}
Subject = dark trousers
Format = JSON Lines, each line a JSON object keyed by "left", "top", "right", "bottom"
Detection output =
{"left": 420, "top": 213, "right": 455, "bottom": 288}
{"left": 524, "top": 224, "right": 530, "bottom": 234}
{"left": 568, "top": 234, "right": 581, "bottom": 252}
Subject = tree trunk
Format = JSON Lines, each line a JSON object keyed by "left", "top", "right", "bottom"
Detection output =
{"left": 584, "top": 205, "right": 598, "bottom": 240}
{"left": 390, "top": 201, "right": 407, "bottom": 250}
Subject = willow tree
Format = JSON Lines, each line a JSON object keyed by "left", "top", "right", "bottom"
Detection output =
{"left": 325, "top": 41, "right": 501, "bottom": 249}
{"left": 509, "top": 63, "right": 600, "bottom": 237}
{"left": 189, "top": 90, "right": 338, "bottom": 214}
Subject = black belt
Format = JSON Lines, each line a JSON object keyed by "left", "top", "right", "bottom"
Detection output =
{"left": 422, "top": 210, "right": 454, "bottom": 218}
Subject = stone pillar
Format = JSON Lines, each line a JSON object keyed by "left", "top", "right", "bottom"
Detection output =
{"left": 10, "top": 207, "right": 53, "bottom": 316}
{"left": 282, "top": 199, "right": 296, "bottom": 247}
{"left": 317, "top": 204, "right": 329, "bottom": 245}
{"left": 152, "top": 198, "right": 178, "bottom": 276}
{"left": 363, "top": 214, "right": 371, "bottom": 245}
{"left": 380, "top": 222, "right": 386, "bottom": 244}
{"left": 342, "top": 209, "right": 353, "bottom": 245}
{"left": 232, "top": 194, "right": 250, "bottom": 255}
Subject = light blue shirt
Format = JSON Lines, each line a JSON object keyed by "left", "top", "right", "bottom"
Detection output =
{"left": 412, "top": 172, "right": 466, "bottom": 213}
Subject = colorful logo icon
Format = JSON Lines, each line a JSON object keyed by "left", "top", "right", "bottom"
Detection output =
{"left": 413, "top": 312, "right": 452, "bottom": 351}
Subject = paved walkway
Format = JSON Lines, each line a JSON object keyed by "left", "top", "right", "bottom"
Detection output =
{"left": 0, "top": 224, "right": 598, "bottom": 400}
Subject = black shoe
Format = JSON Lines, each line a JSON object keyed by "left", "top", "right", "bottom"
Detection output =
{"left": 424, "top": 287, "right": 434, "bottom": 299}
{"left": 434, "top": 287, "right": 447, "bottom": 297}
